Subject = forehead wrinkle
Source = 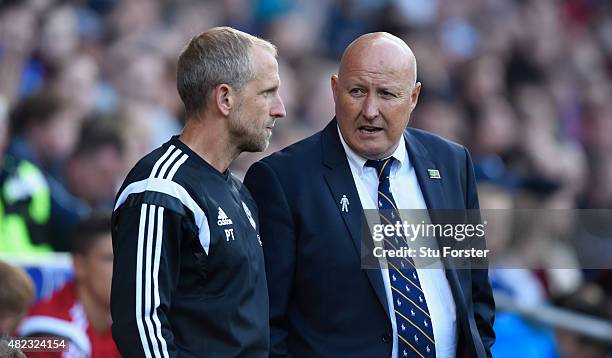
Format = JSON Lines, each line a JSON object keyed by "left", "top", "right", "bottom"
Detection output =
{"left": 345, "top": 68, "right": 407, "bottom": 79}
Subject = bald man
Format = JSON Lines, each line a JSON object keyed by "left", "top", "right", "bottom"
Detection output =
{"left": 244, "top": 33, "right": 495, "bottom": 358}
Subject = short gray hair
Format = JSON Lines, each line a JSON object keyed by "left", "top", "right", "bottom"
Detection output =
{"left": 177, "top": 27, "right": 277, "bottom": 116}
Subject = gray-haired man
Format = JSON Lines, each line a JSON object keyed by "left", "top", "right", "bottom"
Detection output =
{"left": 111, "top": 27, "right": 286, "bottom": 357}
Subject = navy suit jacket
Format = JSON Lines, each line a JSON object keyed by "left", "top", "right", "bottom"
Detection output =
{"left": 244, "top": 119, "right": 495, "bottom": 358}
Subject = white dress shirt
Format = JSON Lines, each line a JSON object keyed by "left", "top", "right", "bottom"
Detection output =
{"left": 338, "top": 127, "right": 457, "bottom": 358}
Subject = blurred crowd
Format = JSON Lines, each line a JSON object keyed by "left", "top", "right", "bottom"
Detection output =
{"left": 0, "top": 0, "right": 611, "bottom": 356}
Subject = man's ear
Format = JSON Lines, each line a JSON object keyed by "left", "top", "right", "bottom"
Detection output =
{"left": 213, "top": 84, "right": 234, "bottom": 116}
{"left": 410, "top": 82, "right": 422, "bottom": 110}
{"left": 331, "top": 75, "right": 339, "bottom": 103}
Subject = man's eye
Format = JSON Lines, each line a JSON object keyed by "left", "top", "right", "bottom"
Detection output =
{"left": 350, "top": 88, "right": 365, "bottom": 95}
{"left": 263, "top": 89, "right": 277, "bottom": 98}
{"left": 380, "top": 91, "right": 395, "bottom": 98}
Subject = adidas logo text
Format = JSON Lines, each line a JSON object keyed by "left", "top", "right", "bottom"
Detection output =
{"left": 217, "top": 207, "right": 233, "bottom": 226}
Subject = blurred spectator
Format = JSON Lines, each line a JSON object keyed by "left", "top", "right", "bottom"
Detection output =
{"left": 47, "top": 55, "right": 100, "bottom": 119}
{"left": 0, "top": 93, "right": 52, "bottom": 252}
{"left": 64, "top": 118, "right": 124, "bottom": 210}
{"left": 0, "top": 1, "right": 37, "bottom": 104}
{"left": 17, "top": 213, "right": 120, "bottom": 358}
{"left": 37, "top": 4, "right": 80, "bottom": 76}
{"left": 107, "top": 0, "right": 162, "bottom": 40}
{"left": 470, "top": 97, "right": 518, "bottom": 158}
{"left": 411, "top": 98, "right": 467, "bottom": 144}
{"left": 0, "top": 261, "right": 34, "bottom": 336}
{"left": 7, "top": 91, "right": 80, "bottom": 177}
{"left": 105, "top": 42, "right": 181, "bottom": 150}
{"left": 43, "top": 118, "right": 124, "bottom": 251}
{"left": 4, "top": 91, "right": 81, "bottom": 251}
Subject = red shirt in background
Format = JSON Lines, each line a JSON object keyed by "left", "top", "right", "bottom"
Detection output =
{"left": 17, "top": 281, "right": 120, "bottom": 358}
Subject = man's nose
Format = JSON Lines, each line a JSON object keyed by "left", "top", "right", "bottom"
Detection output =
{"left": 271, "top": 93, "right": 286, "bottom": 119}
{"left": 362, "top": 94, "right": 379, "bottom": 120}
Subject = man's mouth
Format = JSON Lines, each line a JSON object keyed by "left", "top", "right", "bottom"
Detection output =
{"left": 358, "top": 125, "right": 383, "bottom": 133}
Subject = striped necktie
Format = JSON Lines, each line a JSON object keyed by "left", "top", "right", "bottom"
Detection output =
{"left": 365, "top": 157, "right": 436, "bottom": 358}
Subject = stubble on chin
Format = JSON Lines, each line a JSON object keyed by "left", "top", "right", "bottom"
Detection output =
{"left": 237, "top": 130, "right": 270, "bottom": 153}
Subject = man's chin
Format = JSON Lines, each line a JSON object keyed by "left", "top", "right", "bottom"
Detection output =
{"left": 352, "top": 144, "right": 394, "bottom": 160}
{"left": 241, "top": 140, "right": 269, "bottom": 153}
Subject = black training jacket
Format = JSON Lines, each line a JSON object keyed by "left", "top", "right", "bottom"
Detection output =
{"left": 111, "top": 136, "right": 269, "bottom": 357}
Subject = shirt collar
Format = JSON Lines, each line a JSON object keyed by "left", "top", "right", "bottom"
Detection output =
{"left": 337, "top": 125, "right": 407, "bottom": 176}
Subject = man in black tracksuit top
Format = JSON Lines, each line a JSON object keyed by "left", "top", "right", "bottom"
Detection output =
{"left": 110, "top": 27, "right": 286, "bottom": 357}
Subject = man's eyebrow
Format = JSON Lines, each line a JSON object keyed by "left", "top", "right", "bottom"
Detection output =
{"left": 261, "top": 84, "right": 279, "bottom": 93}
{"left": 377, "top": 85, "right": 403, "bottom": 92}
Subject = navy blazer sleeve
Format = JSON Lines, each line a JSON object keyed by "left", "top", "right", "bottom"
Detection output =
{"left": 463, "top": 147, "right": 496, "bottom": 357}
{"left": 244, "top": 160, "right": 296, "bottom": 358}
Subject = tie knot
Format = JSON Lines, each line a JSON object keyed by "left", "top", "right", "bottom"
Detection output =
{"left": 365, "top": 157, "right": 395, "bottom": 180}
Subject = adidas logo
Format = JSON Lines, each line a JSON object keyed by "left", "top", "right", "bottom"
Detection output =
{"left": 217, "top": 207, "right": 233, "bottom": 226}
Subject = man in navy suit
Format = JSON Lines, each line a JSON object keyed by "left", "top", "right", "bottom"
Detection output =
{"left": 244, "top": 32, "right": 495, "bottom": 358}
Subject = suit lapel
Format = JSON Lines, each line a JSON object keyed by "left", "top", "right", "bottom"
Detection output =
{"left": 321, "top": 119, "right": 391, "bottom": 319}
